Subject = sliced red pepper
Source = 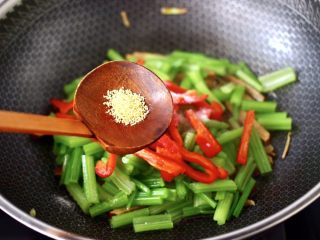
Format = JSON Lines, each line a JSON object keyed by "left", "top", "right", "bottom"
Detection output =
{"left": 184, "top": 165, "right": 217, "bottom": 183}
{"left": 135, "top": 149, "right": 185, "bottom": 176}
{"left": 160, "top": 171, "right": 176, "bottom": 182}
{"left": 164, "top": 81, "right": 187, "bottom": 93}
{"left": 180, "top": 148, "right": 218, "bottom": 172}
{"left": 170, "top": 90, "right": 208, "bottom": 105}
{"left": 185, "top": 109, "right": 222, "bottom": 157}
{"left": 95, "top": 154, "right": 117, "bottom": 178}
{"left": 168, "top": 109, "right": 184, "bottom": 147}
{"left": 50, "top": 99, "right": 74, "bottom": 114}
{"left": 153, "top": 134, "right": 182, "bottom": 161}
{"left": 217, "top": 167, "right": 229, "bottom": 179}
{"left": 55, "top": 112, "right": 77, "bottom": 119}
{"left": 210, "top": 101, "right": 224, "bottom": 120}
{"left": 136, "top": 59, "right": 145, "bottom": 65}
{"left": 54, "top": 167, "right": 62, "bottom": 176}
{"left": 194, "top": 101, "right": 224, "bottom": 120}
{"left": 237, "top": 110, "right": 255, "bottom": 165}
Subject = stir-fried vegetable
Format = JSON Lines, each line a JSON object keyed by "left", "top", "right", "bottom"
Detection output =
{"left": 50, "top": 49, "right": 295, "bottom": 232}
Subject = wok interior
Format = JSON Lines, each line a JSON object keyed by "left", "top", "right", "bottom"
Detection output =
{"left": 0, "top": 0, "right": 319, "bottom": 239}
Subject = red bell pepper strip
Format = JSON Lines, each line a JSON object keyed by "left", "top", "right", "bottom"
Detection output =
{"left": 237, "top": 110, "right": 255, "bottom": 165}
{"left": 95, "top": 154, "right": 117, "bottom": 178}
{"left": 184, "top": 165, "right": 217, "bottom": 183}
{"left": 153, "top": 134, "right": 182, "bottom": 161}
{"left": 170, "top": 91, "right": 208, "bottom": 105}
{"left": 210, "top": 101, "right": 224, "bottom": 120}
{"left": 168, "top": 109, "right": 184, "bottom": 147}
{"left": 50, "top": 99, "right": 74, "bottom": 114}
{"left": 136, "top": 59, "right": 145, "bottom": 65}
{"left": 135, "top": 149, "right": 185, "bottom": 176}
{"left": 164, "top": 81, "right": 187, "bottom": 93}
{"left": 185, "top": 109, "right": 222, "bottom": 157}
{"left": 160, "top": 170, "right": 176, "bottom": 182}
{"left": 194, "top": 101, "right": 224, "bottom": 120}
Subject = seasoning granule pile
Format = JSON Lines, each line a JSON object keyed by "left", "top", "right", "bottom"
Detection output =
{"left": 103, "top": 87, "right": 149, "bottom": 126}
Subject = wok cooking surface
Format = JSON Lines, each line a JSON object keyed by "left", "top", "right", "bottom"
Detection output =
{"left": 0, "top": 0, "right": 319, "bottom": 239}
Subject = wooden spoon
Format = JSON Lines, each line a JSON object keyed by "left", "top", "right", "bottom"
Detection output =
{"left": 0, "top": 61, "right": 173, "bottom": 154}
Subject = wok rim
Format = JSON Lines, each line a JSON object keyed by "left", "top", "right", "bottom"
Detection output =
{"left": 0, "top": 182, "right": 319, "bottom": 240}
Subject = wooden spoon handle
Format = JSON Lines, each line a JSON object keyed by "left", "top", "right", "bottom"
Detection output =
{"left": 0, "top": 110, "right": 93, "bottom": 137}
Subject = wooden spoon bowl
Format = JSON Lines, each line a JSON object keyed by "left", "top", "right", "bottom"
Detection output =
{"left": 74, "top": 61, "right": 173, "bottom": 154}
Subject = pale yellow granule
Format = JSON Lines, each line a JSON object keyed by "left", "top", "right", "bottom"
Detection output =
{"left": 103, "top": 87, "right": 149, "bottom": 126}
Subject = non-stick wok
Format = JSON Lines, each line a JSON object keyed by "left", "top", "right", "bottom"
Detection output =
{"left": 0, "top": 0, "right": 319, "bottom": 239}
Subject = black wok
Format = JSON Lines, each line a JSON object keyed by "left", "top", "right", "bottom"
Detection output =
{"left": 0, "top": 0, "right": 319, "bottom": 239}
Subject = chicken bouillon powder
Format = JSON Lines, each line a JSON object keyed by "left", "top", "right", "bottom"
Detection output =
{"left": 103, "top": 87, "right": 149, "bottom": 126}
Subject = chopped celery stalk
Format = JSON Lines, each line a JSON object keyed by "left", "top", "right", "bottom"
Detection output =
{"left": 140, "top": 177, "right": 165, "bottom": 188}
{"left": 212, "top": 89, "right": 230, "bottom": 102}
{"left": 186, "top": 69, "right": 220, "bottom": 103}
{"left": 133, "top": 214, "right": 173, "bottom": 233}
{"left": 193, "top": 145, "right": 203, "bottom": 155}
{"left": 212, "top": 157, "right": 235, "bottom": 176}
{"left": 180, "top": 76, "right": 193, "bottom": 89}
{"left": 126, "top": 191, "right": 137, "bottom": 209}
{"left": 256, "top": 112, "right": 288, "bottom": 120}
{"left": 89, "top": 192, "right": 128, "bottom": 217}
{"left": 83, "top": 142, "right": 103, "bottom": 156}
{"left": 64, "top": 147, "right": 82, "bottom": 184}
{"left": 258, "top": 67, "right": 296, "bottom": 92}
{"left": 241, "top": 100, "right": 277, "bottom": 113}
{"left": 63, "top": 77, "right": 81, "bottom": 95}
{"left": 102, "top": 181, "right": 120, "bottom": 196}
{"left": 136, "top": 188, "right": 169, "bottom": 199}
{"left": 230, "top": 85, "right": 245, "bottom": 107}
{"left": 234, "top": 157, "right": 256, "bottom": 192}
{"left": 132, "top": 179, "right": 151, "bottom": 194}
{"left": 236, "top": 69, "right": 263, "bottom": 91}
{"left": 82, "top": 155, "right": 99, "bottom": 204}
{"left": 122, "top": 155, "right": 150, "bottom": 172}
{"left": 55, "top": 154, "right": 65, "bottom": 166}
{"left": 175, "top": 176, "right": 187, "bottom": 200}
{"left": 228, "top": 117, "right": 241, "bottom": 129}
{"left": 222, "top": 142, "right": 237, "bottom": 164}
{"left": 217, "top": 127, "right": 243, "bottom": 145}
{"left": 213, "top": 192, "right": 234, "bottom": 225}
{"left": 147, "top": 66, "right": 171, "bottom": 80}
{"left": 97, "top": 184, "right": 113, "bottom": 202}
{"left": 133, "top": 195, "right": 163, "bottom": 206}
{"left": 167, "top": 189, "right": 177, "bottom": 202}
{"left": 233, "top": 178, "right": 256, "bottom": 217}
{"left": 204, "top": 119, "right": 229, "bottom": 129}
{"left": 228, "top": 191, "right": 240, "bottom": 220}
{"left": 109, "top": 167, "right": 136, "bottom": 195}
{"left": 107, "top": 49, "right": 124, "bottom": 60}
{"left": 219, "top": 83, "right": 235, "bottom": 95}
{"left": 215, "top": 191, "right": 226, "bottom": 201}
{"left": 170, "top": 209, "right": 183, "bottom": 223}
{"left": 188, "top": 180, "right": 237, "bottom": 193}
{"left": 53, "top": 136, "right": 92, "bottom": 148}
{"left": 66, "top": 183, "right": 91, "bottom": 214}
{"left": 183, "top": 131, "right": 196, "bottom": 150}
{"left": 194, "top": 192, "right": 211, "bottom": 207}
{"left": 110, "top": 208, "right": 150, "bottom": 228}
{"left": 257, "top": 117, "right": 292, "bottom": 130}
{"left": 57, "top": 144, "right": 68, "bottom": 155}
{"left": 59, "top": 154, "right": 69, "bottom": 185}
{"left": 203, "top": 63, "right": 227, "bottom": 76}
{"left": 183, "top": 206, "right": 214, "bottom": 217}
{"left": 198, "top": 192, "right": 217, "bottom": 209}
{"left": 250, "top": 128, "right": 272, "bottom": 174}
{"left": 166, "top": 200, "right": 193, "bottom": 214}
{"left": 238, "top": 62, "right": 257, "bottom": 81}
{"left": 149, "top": 201, "right": 179, "bottom": 215}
